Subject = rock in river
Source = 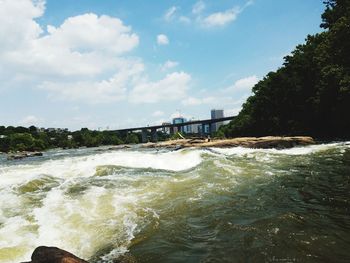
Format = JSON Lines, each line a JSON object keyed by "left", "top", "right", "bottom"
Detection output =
{"left": 21, "top": 246, "right": 88, "bottom": 263}
{"left": 7, "top": 151, "right": 43, "bottom": 160}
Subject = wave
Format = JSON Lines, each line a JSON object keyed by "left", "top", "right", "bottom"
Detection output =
{"left": 0, "top": 148, "right": 205, "bottom": 262}
{"left": 0, "top": 142, "right": 349, "bottom": 262}
{"left": 0, "top": 149, "right": 203, "bottom": 188}
{"left": 209, "top": 141, "right": 350, "bottom": 156}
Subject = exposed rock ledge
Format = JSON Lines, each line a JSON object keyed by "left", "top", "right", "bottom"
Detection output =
{"left": 21, "top": 246, "right": 88, "bottom": 263}
{"left": 7, "top": 151, "right": 43, "bottom": 160}
{"left": 141, "top": 136, "right": 315, "bottom": 149}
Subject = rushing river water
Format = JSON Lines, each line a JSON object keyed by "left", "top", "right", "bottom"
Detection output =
{"left": 0, "top": 142, "right": 349, "bottom": 263}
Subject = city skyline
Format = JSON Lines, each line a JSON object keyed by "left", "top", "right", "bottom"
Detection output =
{"left": 28, "top": 108, "right": 228, "bottom": 132}
{"left": 0, "top": 0, "right": 324, "bottom": 130}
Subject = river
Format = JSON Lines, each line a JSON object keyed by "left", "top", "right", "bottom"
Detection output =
{"left": 0, "top": 142, "right": 349, "bottom": 262}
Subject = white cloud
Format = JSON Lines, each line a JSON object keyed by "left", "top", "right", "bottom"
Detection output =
{"left": 224, "top": 75, "right": 259, "bottom": 92}
{"left": 161, "top": 60, "right": 179, "bottom": 71}
{"left": 176, "top": 75, "right": 258, "bottom": 110}
{"left": 0, "top": 0, "right": 141, "bottom": 99}
{"left": 202, "top": 7, "right": 241, "bottom": 27}
{"left": 129, "top": 72, "right": 191, "bottom": 103}
{"left": 224, "top": 108, "right": 241, "bottom": 117}
{"left": 177, "top": 75, "right": 258, "bottom": 111}
{"left": 0, "top": 4, "right": 140, "bottom": 79}
{"left": 192, "top": 1, "right": 205, "bottom": 15}
{"left": 157, "top": 34, "right": 169, "bottom": 45}
{"left": 245, "top": 0, "right": 255, "bottom": 7}
{"left": 0, "top": 0, "right": 194, "bottom": 105}
{"left": 162, "top": 1, "right": 251, "bottom": 28}
{"left": 19, "top": 115, "right": 43, "bottom": 126}
{"left": 182, "top": 97, "right": 201, "bottom": 106}
{"left": 152, "top": 111, "right": 164, "bottom": 117}
{"left": 179, "top": 16, "right": 191, "bottom": 24}
{"left": 162, "top": 5, "right": 192, "bottom": 24}
{"left": 39, "top": 59, "right": 144, "bottom": 103}
{"left": 41, "top": 78, "right": 126, "bottom": 104}
{"left": 182, "top": 96, "right": 216, "bottom": 106}
{"left": 164, "top": 6, "right": 177, "bottom": 21}
{"left": 44, "top": 13, "right": 139, "bottom": 54}
{"left": 0, "top": 0, "right": 45, "bottom": 51}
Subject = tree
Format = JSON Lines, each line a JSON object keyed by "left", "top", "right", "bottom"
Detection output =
{"left": 9, "top": 133, "right": 35, "bottom": 152}
{"left": 222, "top": 0, "right": 350, "bottom": 139}
{"left": 125, "top": 133, "right": 139, "bottom": 144}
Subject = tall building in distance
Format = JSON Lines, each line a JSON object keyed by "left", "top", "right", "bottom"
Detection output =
{"left": 172, "top": 117, "right": 186, "bottom": 133}
{"left": 211, "top": 109, "right": 224, "bottom": 133}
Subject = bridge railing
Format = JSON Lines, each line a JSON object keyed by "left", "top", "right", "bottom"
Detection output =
{"left": 111, "top": 116, "right": 235, "bottom": 133}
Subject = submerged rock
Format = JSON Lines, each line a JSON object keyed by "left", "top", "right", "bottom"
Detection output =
{"left": 7, "top": 151, "right": 43, "bottom": 160}
{"left": 93, "top": 145, "right": 132, "bottom": 152}
{"left": 21, "top": 246, "right": 88, "bottom": 263}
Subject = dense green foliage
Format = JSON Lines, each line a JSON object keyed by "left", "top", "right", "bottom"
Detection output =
{"left": 0, "top": 125, "right": 148, "bottom": 153}
{"left": 222, "top": 0, "right": 350, "bottom": 139}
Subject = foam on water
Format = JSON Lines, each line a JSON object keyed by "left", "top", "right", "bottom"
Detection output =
{"left": 31, "top": 186, "right": 139, "bottom": 259}
{"left": 210, "top": 141, "right": 350, "bottom": 156}
{"left": 0, "top": 142, "right": 349, "bottom": 262}
{"left": 0, "top": 183, "right": 153, "bottom": 262}
{"left": 0, "top": 148, "right": 206, "bottom": 262}
{"left": 0, "top": 149, "right": 203, "bottom": 187}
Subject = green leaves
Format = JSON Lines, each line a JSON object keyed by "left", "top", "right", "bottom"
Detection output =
{"left": 223, "top": 0, "right": 350, "bottom": 139}
{"left": 0, "top": 126, "right": 139, "bottom": 153}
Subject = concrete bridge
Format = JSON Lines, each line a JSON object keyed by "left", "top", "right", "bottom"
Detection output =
{"left": 111, "top": 116, "right": 235, "bottom": 143}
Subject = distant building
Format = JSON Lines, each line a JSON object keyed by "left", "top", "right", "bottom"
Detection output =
{"left": 67, "top": 135, "right": 73, "bottom": 140}
{"left": 46, "top": 128, "right": 68, "bottom": 133}
{"left": 172, "top": 117, "right": 186, "bottom": 133}
{"left": 187, "top": 119, "right": 200, "bottom": 134}
{"left": 211, "top": 109, "right": 224, "bottom": 133}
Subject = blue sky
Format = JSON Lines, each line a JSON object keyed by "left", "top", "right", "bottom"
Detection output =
{"left": 0, "top": 0, "right": 325, "bottom": 130}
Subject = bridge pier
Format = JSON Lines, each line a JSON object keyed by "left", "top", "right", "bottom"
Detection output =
{"left": 170, "top": 126, "right": 174, "bottom": 136}
{"left": 141, "top": 129, "right": 148, "bottom": 143}
{"left": 208, "top": 123, "right": 213, "bottom": 135}
{"left": 151, "top": 128, "right": 158, "bottom": 142}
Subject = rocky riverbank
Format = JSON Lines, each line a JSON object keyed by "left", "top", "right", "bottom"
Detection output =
{"left": 7, "top": 151, "right": 43, "bottom": 160}
{"left": 141, "top": 136, "right": 315, "bottom": 150}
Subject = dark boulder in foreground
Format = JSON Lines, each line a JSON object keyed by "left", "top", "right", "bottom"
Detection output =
{"left": 21, "top": 246, "right": 88, "bottom": 263}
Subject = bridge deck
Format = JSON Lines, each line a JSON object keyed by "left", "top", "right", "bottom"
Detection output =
{"left": 111, "top": 116, "right": 235, "bottom": 133}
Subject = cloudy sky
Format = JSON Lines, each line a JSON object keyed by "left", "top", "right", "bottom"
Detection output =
{"left": 0, "top": 0, "right": 324, "bottom": 130}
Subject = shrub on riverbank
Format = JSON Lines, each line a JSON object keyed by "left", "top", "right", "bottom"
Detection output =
{"left": 0, "top": 126, "right": 140, "bottom": 153}
{"left": 221, "top": 0, "right": 350, "bottom": 139}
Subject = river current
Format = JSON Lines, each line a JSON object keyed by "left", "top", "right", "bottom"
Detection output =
{"left": 0, "top": 142, "right": 349, "bottom": 262}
